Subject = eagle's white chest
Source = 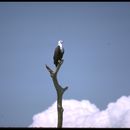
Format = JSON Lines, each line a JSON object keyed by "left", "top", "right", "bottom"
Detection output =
{"left": 58, "top": 43, "right": 63, "bottom": 52}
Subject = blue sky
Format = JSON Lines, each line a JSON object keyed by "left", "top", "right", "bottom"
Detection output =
{"left": 0, "top": 2, "right": 130, "bottom": 127}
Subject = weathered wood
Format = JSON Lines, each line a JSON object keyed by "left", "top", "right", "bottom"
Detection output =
{"left": 45, "top": 60, "right": 68, "bottom": 128}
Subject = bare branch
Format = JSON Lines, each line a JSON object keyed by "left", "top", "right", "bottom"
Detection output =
{"left": 55, "top": 59, "right": 64, "bottom": 75}
{"left": 45, "top": 60, "right": 68, "bottom": 128}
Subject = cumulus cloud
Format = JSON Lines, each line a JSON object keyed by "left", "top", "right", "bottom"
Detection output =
{"left": 29, "top": 95, "right": 130, "bottom": 128}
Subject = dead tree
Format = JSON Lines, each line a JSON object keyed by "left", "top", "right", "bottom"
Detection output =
{"left": 45, "top": 59, "right": 68, "bottom": 128}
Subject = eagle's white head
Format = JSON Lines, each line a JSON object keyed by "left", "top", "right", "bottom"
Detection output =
{"left": 58, "top": 40, "right": 64, "bottom": 51}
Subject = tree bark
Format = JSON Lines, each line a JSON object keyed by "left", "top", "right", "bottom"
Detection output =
{"left": 45, "top": 59, "right": 68, "bottom": 128}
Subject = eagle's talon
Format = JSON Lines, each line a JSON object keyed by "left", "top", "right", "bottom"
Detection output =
{"left": 58, "top": 60, "right": 61, "bottom": 63}
{"left": 58, "top": 59, "right": 63, "bottom": 65}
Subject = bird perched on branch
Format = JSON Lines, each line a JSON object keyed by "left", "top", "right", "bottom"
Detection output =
{"left": 53, "top": 40, "right": 64, "bottom": 67}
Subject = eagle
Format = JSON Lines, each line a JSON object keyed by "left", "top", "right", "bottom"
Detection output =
{"left": 53, "top": 40, "right": 64, "bottom": 67}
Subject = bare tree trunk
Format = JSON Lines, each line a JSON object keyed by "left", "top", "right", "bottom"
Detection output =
{"left": 45, "top": 59, "right": 68, "bottom": 128}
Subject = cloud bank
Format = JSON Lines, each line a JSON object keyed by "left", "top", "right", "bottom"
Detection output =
{"left": 29, "top": 95, "right": 130, "bottom": 128}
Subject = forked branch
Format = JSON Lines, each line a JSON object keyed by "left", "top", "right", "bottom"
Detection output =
{"left": 45, "top": 59, "right": 68, "bottom": 128}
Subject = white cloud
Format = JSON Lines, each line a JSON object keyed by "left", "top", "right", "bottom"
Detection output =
{"left": 29, "top": 95, "right": 130, "bottom": 128}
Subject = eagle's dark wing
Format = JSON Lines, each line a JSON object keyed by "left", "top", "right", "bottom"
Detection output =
{"left": 53, "top": 46, "right": 61, "bottom": 67}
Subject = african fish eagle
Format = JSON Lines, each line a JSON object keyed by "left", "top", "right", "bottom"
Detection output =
{"left": 53, "top": 40, "right": 64, "bottom": 67}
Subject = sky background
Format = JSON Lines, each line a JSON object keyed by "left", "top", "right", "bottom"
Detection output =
{"left": 0, "top": 2, "right": 130, "bottom": 127}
